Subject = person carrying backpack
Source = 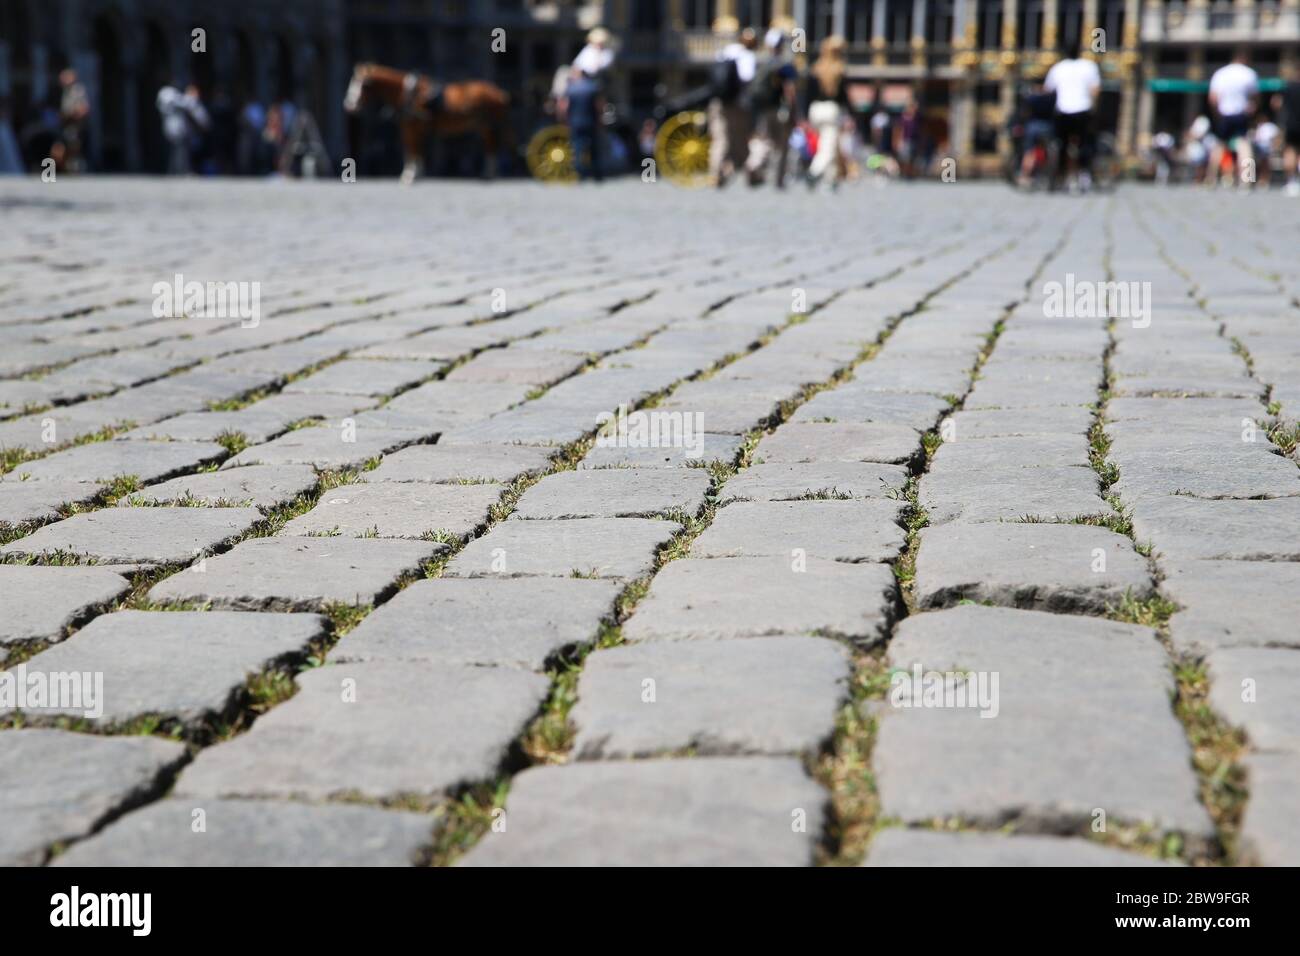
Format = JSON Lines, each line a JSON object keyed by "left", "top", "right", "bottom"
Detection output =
{"left": 708, "top": 28, "right": 758, "bottom": 188}
{"left": 744, "top": 28, "right": 799, "bottom": 188}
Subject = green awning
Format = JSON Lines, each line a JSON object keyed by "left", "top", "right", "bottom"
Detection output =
{"left": 1149, "top": 77, "right": 1285, "bottom": 93}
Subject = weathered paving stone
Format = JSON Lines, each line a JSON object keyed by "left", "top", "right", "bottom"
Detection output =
{"left": 1237, "top": 754, "right": 1300, "bottom": 866}
{"left": 363, "top": 443, "right": 554, "bottom": 483}
{"left": 436, "top": 404, "right": 591, "bottom": 446}
{"left": 120, "top": 464, "right": 318, "bottom": 509}
{"left": 1106, "top": 397, "right": 1268, "bottom": 426}
{"left": 1206, "top": 648, "right": 1300, "bottom": 752}
{"left": 1161, "top": 560, "right": 1300, "bottom": 654}
{"left": 281, "top": 481, "right": 503, "bottom": 539}
{"left": 875, "top": 605, "right": 1213, "bottom": 839}
{"left": 459, "top": 757, "right": 825, "bottom": 866}
{"left": 0, "top": 565, "right": 130, "bottom": 646}
{"left": 579, "top": 433, "right": 744, "bottom": 469}
{"left": 512, "top": 469, "right": 712, "bottom": 519}
{"left": 719, "top": 461, "right": 908, "bottom": 502}
{"left": 119, "top": 409, "right": 293, "bottom": 444}
{"left": 0, "top": 480, "right": 106, "bottom": 526}
{"left": 0, "top": 507, "right": 262, "bottom": 565}
{"left": 623, "top": 556, "right": 896, "bottom": 643}
{"left": 920, "top": 467, "right": 1108, "bottom": 525}
{"left": 282, "top": 358, "right": 440, "bottom": 396}
{"left": 863, "top": 829, "right": 1173, "bottom": 867}
{"left": 913, "top": 523, "right": 1152, "bottom": 612}
{"left": 147, "top": 535, "right": 438, "bottom": 609}
{"left": 946, "top": 406, "right": 1095, "bottom": 439}
{"left": 445, "top": 347, "right": 585, "bottom": 386}
{"left": 221, "top": 425, "right": 427, "bottom": 470}
{"left": 1128, "top": 496, "right": 1300, "bottom": 561}
{"left": 930, "top": 433, "right": 1092, "bottom": 470}
{"left": 0, "top": 729, "right": 186, "bottom": 866}
{"left": 445, "top": 517, "right": 679, "bottom": 579}
{"left": 570, "top": 636, "right": 849, "bottom": 758}
{"left": 1110, "top": 448, "right": 1300, "bottom": 502}
{"left": 334, "top": 576, "right": 620, "bottom": 669}
{"left": 6, "top": 439, "right": 226, "bottom": 484}
{"left": 963, "top": 377, "right": 1098, "bottom": 409}
{"left": 175, "top": 662, "right": 549, "bottom": 800}
{"left": 2, "top": 611, "right": 325, "bottom": 726}
{"left": 752, "top": 422, "right": 919, "bottom": 465}
{"left": 693, "top": 500, "right": 905, "bottom": 562}
{"left": 792, "top": 390, "right": 950, "bottom": 430}
{"left": 53, "top": 798, "right": 433, "bottom": 867}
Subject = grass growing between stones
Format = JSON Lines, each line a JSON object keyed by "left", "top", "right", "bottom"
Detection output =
{"left": 1105, "top": 211, "right": 1249, "bottom": 866}
{"left": 1171, "top": 658, "right": 1249, "bottom": 864}
{"left": 425, "top": 780, "right": 511, "bottom": 867}
{"left": 813, "top": 650, "right": 892, "bottom": 865}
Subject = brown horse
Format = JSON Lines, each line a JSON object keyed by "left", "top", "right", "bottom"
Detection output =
{"left": 343, "top": 63, "right": 512, "bottom": 184}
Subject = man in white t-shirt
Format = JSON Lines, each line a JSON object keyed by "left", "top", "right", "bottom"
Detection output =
{"left": 1045, "top": 39, "right": 1101, "bottom": 186}
{"left": 1208, "top": 50, "right": 1259, "bottom": 186}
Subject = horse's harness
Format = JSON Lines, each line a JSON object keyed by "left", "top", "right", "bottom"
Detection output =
{"left": 399, "top": 71, "right": 443, "bottom": 119}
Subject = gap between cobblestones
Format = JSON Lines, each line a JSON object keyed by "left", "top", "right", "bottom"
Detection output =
{"left": 4, "top": 253, "right": 881, "bottom": 865}
{"left": 1120, "top": 205, "right": 1257, "bottom": 864}
{"left": 819, "top": 224, "right": 1078, "bottom": 865}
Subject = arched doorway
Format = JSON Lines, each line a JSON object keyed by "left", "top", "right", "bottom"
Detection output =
{"left": 91, "top": 14, "right": 126, "bottom": 171}
{"left": 1, "top": 0, "right": 35, "bottom": 169}
{"left": 273, "top": 35, "right": 294, "bottom": 102}
{"left": 135, "top": 21, "right": 170, "bottom": 172}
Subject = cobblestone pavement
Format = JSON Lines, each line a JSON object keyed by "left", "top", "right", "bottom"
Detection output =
{"left": 1, "top": 178, "right": 1297, "bottom": 867}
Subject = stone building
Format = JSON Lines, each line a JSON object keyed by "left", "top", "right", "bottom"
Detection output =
{"left": 0, "top": 0, "right": 348, "bottom": 172}
{"left": 2, "top": 0, "right": 1295, "bottom": 175}
{"left": 599, "top": 0, "right": 1298, "bottom": 171}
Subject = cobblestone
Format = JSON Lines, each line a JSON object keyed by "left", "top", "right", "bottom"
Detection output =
{"left": 4, "top": 180, "right": 1297, "bottom": 867}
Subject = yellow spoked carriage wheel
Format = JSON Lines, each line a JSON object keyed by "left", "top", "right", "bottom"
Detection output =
{"left": 655, "top": 111, "right": 710, "bottom": 187}
{"left": 526, "top": 124, "right": 577, "bottom": 183}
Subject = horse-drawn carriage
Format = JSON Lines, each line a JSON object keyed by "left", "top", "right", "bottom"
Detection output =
{"left": 525, "top": 83, "right": 713, "bottom": 187}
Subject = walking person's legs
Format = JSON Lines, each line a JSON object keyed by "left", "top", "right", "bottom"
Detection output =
{"left": 726, "top": 103, "right": 750, "bottom": 178}
{"left": 807, "top": 101, "right": 841, "bottom": 185}
{"left": 707, "top": 98, "right": 730, "bottom": 186}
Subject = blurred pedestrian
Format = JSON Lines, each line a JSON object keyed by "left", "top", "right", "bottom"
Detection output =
{"left": 1272, "top": 83, "right": 1300, "bottom": 196}
{"left": 0, "top": 98, "right": 22, "bottom": 174}
{"left": 236, "top": 100, "right": 265, "bottom": 174}
{"left": 894, "top": 98, "right": 921, "bottom": 178}
{"left": 156, "top": 83, "right": 209, "bottom": 175}
{"left": 805, "top": 35, "right": 848, "bottom": 191}
{"left": 58, "top": 69, "right": 90, "bottom": 172}
{"left": 744, "top": 28, "right": 798, "bottom": 188}
{"left": 1207, "top": 49, "right": 1258, "bottom": 188}
{"left": 708, "top": 27, "right": 757, "bottom": 188}
{"left": 638, "top": 118, "right": 657, "bottom": 163}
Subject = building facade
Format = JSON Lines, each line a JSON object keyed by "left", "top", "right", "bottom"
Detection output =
{"left": 0, "top": 0, "right": 348, "bottom": 172}
{"left": 1, "top": 0, "right": 1294, "bottom": 174}
{"left": 600, "top": 0, "right": 1300, "bottom": 171}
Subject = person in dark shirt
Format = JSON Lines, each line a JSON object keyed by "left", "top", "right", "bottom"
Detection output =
{"left": 564, "top": 69, "right": 603, "bottom": 182}
{"left": 744, "top": 29, "right": 799, "bottom": 188}
{"left": 1018, "top": 83, "right": 1057, "bottom": 186}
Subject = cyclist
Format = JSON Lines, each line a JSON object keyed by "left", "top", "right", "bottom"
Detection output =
{"left": 1045, "top": 38, "right": 1101, "bottom": 192}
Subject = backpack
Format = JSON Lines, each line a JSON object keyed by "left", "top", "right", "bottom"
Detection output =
{"left": 747, "top": 59, "right": 787, "bottom": 111}
{"left": 712, "top": 57, "right": 741, "bottom": 104}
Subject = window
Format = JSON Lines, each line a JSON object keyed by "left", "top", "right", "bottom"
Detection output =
{"left": 976, "top": 0, "right": 1002, "bottom": 49}
{"left": 683, "top": 0, "right": 716, "bottom": 28}
{"left": 926, "top": 0, "right": 955, "bottom": 44}
{"left": 631, "top": 0, "right": 664, "bottom": 30}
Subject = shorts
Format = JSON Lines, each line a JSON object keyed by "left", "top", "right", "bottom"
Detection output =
{"left": 1025, "top": 119, "right": 1054, "bottom": 151}
{"left": 1054, "top": 110, "right": 1091, "bottom": 144}
{"left": 1215, "top": 113, "right": 1250, "bottom": 145}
